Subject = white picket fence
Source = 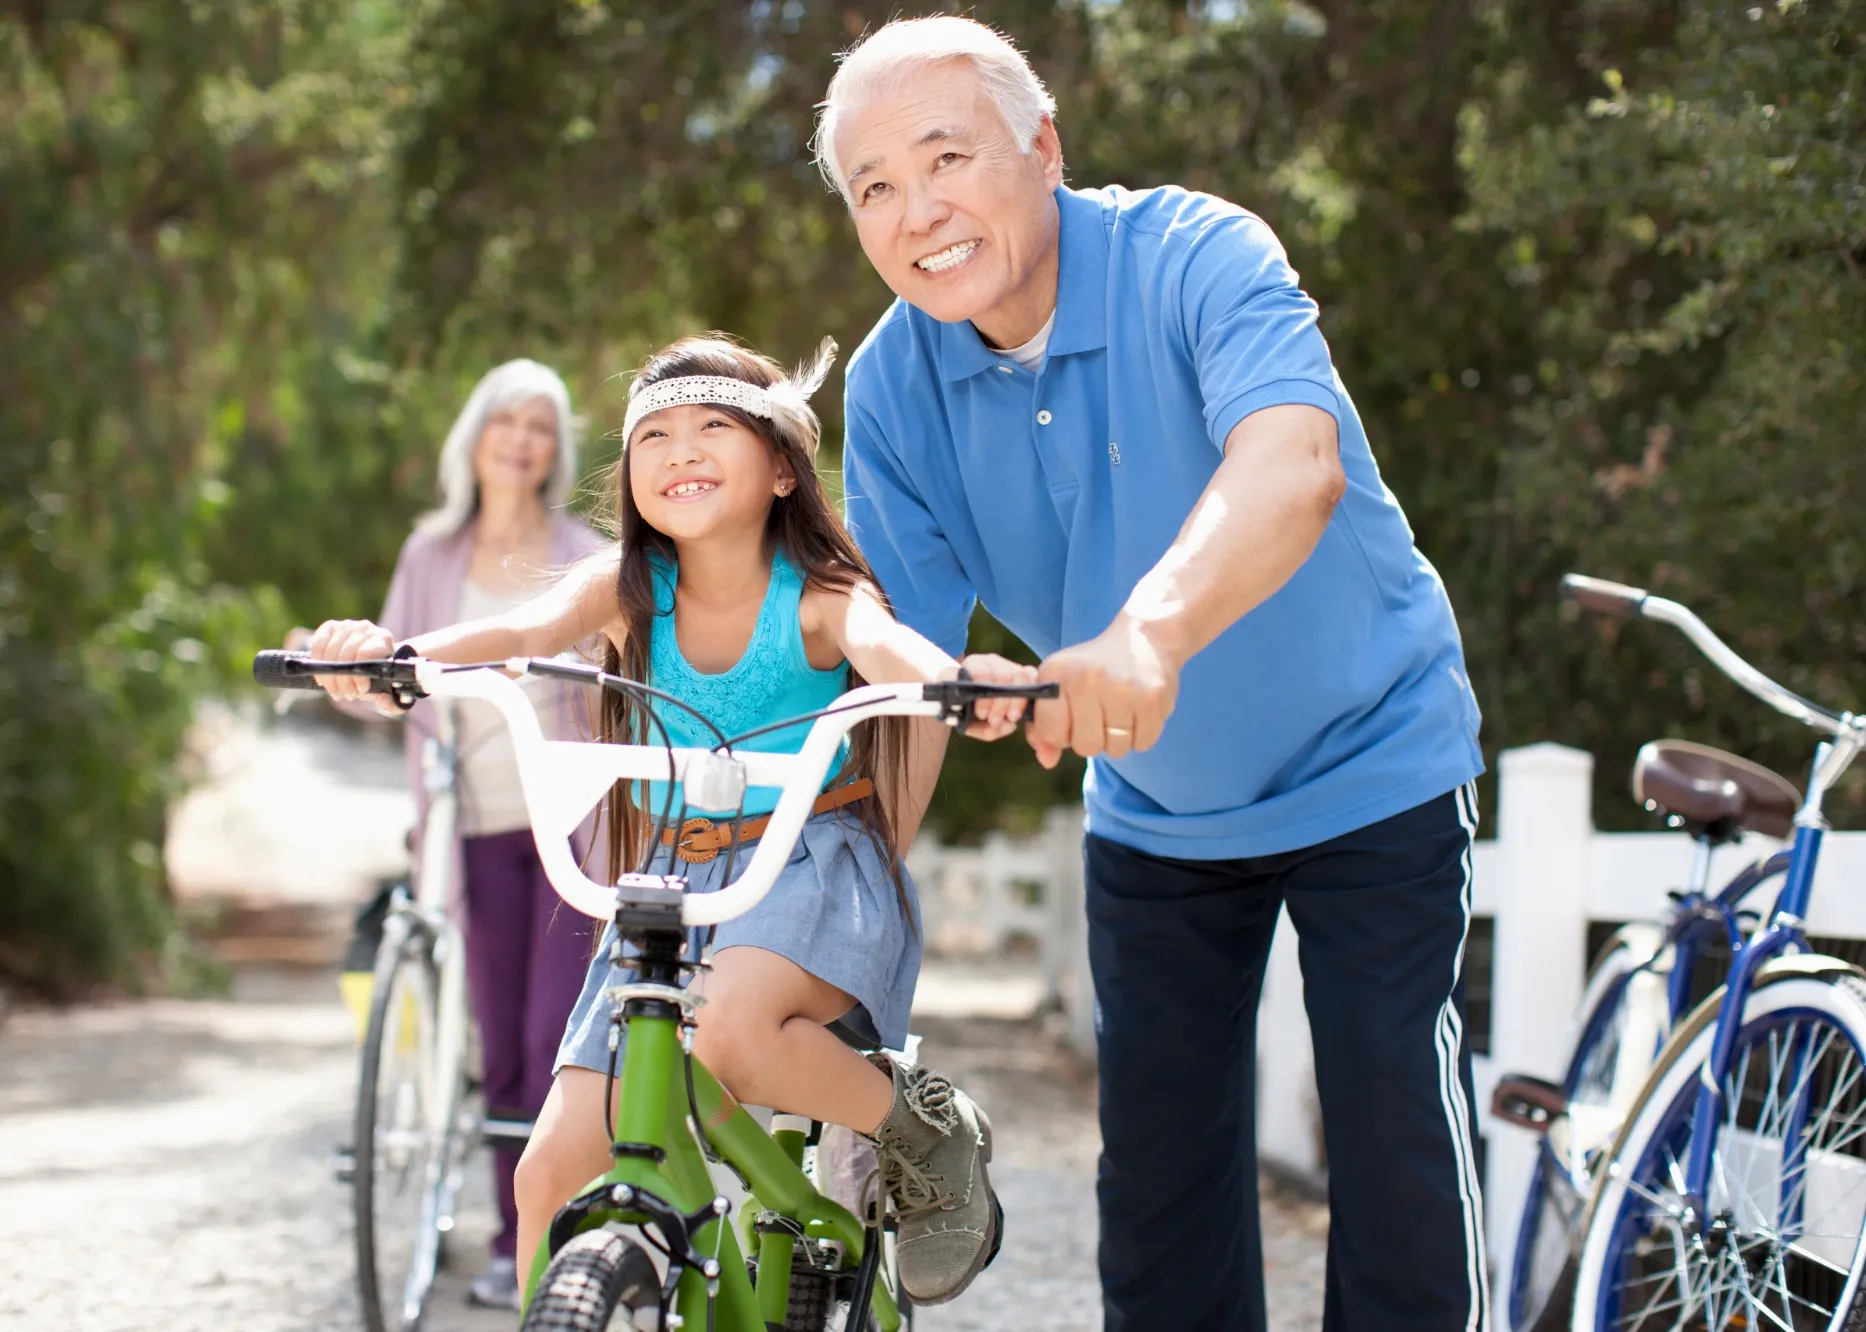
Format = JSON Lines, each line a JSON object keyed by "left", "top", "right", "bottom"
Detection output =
{"left": 905, "top": 741, "right": 1866, "bottom": 1299}
{"left": 906, "top": 805, "right": 1095, "bottom": 1050}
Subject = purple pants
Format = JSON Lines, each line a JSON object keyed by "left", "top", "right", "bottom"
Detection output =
{"left": 461, "top": 830, "right": 596, "bottom": 1258}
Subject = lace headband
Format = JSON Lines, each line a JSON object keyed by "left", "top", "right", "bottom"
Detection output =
{"left": 621, "top": 338, "right": 837, "bottom": 457}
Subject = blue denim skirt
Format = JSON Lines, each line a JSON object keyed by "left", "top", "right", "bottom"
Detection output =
{"left": 553, "top": 807, "right": 921, "bottom": 1075}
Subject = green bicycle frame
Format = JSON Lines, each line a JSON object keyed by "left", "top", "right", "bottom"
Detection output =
{"left": 521, "top": 978, "right": 901, "bottom": 1330}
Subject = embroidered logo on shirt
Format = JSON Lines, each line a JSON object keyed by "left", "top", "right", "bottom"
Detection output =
{"left": 1108, "top": 441, "right": 1122, "bottom": 466}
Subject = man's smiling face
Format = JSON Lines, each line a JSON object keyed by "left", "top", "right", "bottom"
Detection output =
{"left": 835, "top": 60, "right": 1064, "bottom": 348}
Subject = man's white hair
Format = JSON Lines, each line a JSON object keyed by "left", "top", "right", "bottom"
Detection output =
{"left": 416, "top": 358, "right": 580, "bottom": 540}
{"left": 813, "top": 16, "right": 1057, "bottom": 202}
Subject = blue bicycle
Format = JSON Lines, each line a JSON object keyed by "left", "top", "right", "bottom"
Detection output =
{"left": 1538, "top": 575, "right": 1866, "bottom": 1330}
{"left": 1497, "top": 747, "right": 1798, "bottom": 1329}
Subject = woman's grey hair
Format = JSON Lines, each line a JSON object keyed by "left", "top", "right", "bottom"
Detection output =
{"left": 812, "top": 16, "right": 1057, "bottom": 203}
{"left": 416, "top": 358, "right": 579, "bottom": 540}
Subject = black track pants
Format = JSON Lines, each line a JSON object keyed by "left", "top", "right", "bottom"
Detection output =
{"left": 1088, "top": 785, "right": 1488, "bottom": 1332}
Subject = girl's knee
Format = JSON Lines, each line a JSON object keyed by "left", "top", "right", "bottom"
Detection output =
{"left": 516, "top": 1071, "right": 612, "bottom": 1214}
{"left": 514, "top": 1130, "right": 580, "bottom": 1213}
{"left": 691, "top": 993, "right": 772, "bottom": 1094}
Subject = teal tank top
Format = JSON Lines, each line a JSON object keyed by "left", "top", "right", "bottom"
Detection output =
{"left": 642, "top": 549, "right": 851, "bottom": 817}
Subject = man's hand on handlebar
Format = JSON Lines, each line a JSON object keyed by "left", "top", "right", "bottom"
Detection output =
{"left": 306, "top": 618, "right": 403, "bottom": 715}
{"left": 952, "top": 653, "right": 1041, "bottom": 741}
{"left": 1027, "top": 613, "right": 1180, "bottom": 768}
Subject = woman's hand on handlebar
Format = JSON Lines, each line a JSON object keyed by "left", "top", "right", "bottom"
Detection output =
{"left": 306, "top": 618, "right": 402, "bottom": 714}
{"left": 955, "top": 653, "right": 1040, "bottom": 740}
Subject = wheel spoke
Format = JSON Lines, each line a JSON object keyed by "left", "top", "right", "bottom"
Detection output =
{"left": 1740, "top": 1276, "right": 1797, "bottom": 1332}
{"left": 1600, "top": 1000, "right": 1866, "bottom": 1332}
{"left": 1762, "top": 1242, "right": 1836, "bottom": 1320}
{"left": 1625, "top": 1140, "right": 1692, "bottom": 1216}
{"left": 1770, "top": 1039, "right": 1866, "bottom": 1256}
{"left": 1614, "top": 1277, "right": 1695, "bottom": 1327}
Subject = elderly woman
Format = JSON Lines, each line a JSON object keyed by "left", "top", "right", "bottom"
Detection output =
{"left": 363, "top": 359, "right": 606, "bottom": 1308}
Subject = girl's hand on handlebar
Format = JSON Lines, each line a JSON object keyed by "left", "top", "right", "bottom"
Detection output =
{"left": 955, "top": 653, "right": 1040, "bottom": 739}
{"left": 306, "top": 618, "right": 401, "bottom": 714}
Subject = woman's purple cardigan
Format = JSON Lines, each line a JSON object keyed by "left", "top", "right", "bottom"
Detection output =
{"left": 374, "top": 513, "right": 611, "bottom": 918}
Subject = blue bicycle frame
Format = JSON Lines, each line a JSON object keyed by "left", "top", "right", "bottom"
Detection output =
{"left": 1641, "top": 848, "right": 1793, "bottom": 1041}
{"left": 1680, "top": 769, "right": 1832, "bottom": 1210}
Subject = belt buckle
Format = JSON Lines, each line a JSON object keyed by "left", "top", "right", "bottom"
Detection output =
{"left": 676, "top": 817, "right": 718, "bottom": 864}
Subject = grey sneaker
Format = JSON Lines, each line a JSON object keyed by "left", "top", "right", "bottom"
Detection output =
{"left": 466, "top": 1255, "right": 520, "bottom": 1311}
{"left": 860, "top": 1056, "right": 1001, "bottom": 1306}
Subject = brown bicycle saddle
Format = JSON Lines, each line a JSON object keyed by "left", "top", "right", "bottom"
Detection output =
{"left": 1632, "top": 739, "right": 1801, "bottom": 840}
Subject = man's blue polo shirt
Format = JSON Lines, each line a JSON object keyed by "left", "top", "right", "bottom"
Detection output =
{"left": 842, "top": 184, "right": 1483, "bottom": 859}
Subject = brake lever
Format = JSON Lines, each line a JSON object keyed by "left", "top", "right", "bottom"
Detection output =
{"left": 922, "top": 676, "right": 1060, "bottom": 727}
{"left": 384, "top": 643, "right": 423, "bottom": 711}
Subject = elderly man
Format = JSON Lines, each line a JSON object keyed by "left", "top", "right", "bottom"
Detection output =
{"left": 820, "top": 16, "right": 1488, "bottom": 1332}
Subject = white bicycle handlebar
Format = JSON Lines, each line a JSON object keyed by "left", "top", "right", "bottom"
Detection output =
{"left": 1561, "top": 573, "right": 1853, "bottom": 736}
{"left": 1562, "top": 572, "right": 1865, "bottom": 817}
{"left": 1634, "top": 597, "right": 1851, "bottom": 737}
{"left": 411, "top": 659, "right": 943, "bottom": 927}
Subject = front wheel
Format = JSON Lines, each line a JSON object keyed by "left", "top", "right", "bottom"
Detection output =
{"left": 1571, "top": 967, "right": 1866, "bottom": 1331}
{"left": 354, "top": 924, "right": 460, "bottom": 1332}
{"left": 520, "top": 1227, "right": 661, "bottom": 1331}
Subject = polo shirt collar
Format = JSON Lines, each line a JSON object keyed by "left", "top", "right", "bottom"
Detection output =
{"left": 936, "top": 186, "right": 1110, "bottom": 381}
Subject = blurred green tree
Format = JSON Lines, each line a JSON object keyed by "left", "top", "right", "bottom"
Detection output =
{"left": 1459, "top": 0, "right": 1865, "bottom": 821}
{"left": 0, "top": 3, "right": 407, "bottom": 993}
{"left": 371, "top": 0, "right": 1866, "bottom": 832}
{"left": 6, "top": 0, "right": 1861, "bottom": 991}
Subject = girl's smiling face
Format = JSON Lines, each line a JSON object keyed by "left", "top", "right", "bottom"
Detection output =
{"left": 627, "top": 403, "right": 795, "bottom": 544}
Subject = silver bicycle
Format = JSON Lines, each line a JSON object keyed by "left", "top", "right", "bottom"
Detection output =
{"left": 343, "top": 700, "right": 520, "bottom": 1331}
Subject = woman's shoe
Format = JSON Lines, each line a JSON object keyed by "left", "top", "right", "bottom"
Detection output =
{"left": 466, "top": 1255, "right": 521, "bottom": 1311}
{"left": 859, "top": 1056, "right": 1002, "bottom": 1305}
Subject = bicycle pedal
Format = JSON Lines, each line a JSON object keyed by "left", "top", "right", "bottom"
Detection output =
{"left": 480, "top": 1116, "right": 535, "bottom": 1146}
{"left": 331, "top": 1144, "right": 356, "bottom": 1184}
{"left": 1491, "top": 1073, "right": 1566, "bottom": 1133}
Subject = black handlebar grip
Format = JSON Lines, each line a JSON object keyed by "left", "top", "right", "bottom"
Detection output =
{"left": 253, "top": 650, "right": 321, "bottom": 690}
{"left": 970, "top": 681, "right": 1059, "bottom": 724}
{"left": 926, "top": 678, "right": 1060, "bottom": 726}
{"left": 252, "top": 650, "right": 409, "bottom": 698}
{"left": 1560, "top": 573, "right": 1650, "bottom": 619}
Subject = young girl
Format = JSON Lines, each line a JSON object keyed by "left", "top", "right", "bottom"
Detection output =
{"left": 307, "top": 334, "right": 1032, "bottom": 1307}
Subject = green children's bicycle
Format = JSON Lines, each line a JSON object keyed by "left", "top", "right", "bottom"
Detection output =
{"left": 256, "top": 647, "right": 1049, "bottom": 1331}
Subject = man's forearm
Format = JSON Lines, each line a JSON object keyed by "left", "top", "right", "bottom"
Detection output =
{"left": 1119, "top": 403, "right": 1344, "bottom": 666}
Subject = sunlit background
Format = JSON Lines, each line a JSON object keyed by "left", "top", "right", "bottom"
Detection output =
{"left": 5, "top": 0, "right": 1861, "bottom": 997}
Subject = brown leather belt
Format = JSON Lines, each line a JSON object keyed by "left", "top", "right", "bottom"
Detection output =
{"left": 659, "top": 779, "right": 874, "bottom": 864}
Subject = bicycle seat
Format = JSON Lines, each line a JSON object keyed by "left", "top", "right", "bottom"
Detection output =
{"left": 1633, "top": 739, "right": 1801, "bottom": 840}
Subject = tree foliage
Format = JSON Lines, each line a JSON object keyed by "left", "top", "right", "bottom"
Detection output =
{"left": 5, "top": 0, "right": 1861, "bottom": 993}
{"left": 1459, "top": 0, "right": 1865, "bottom": 815}
{"left": 0, "top": 3, "right": 406, "bottom": 992}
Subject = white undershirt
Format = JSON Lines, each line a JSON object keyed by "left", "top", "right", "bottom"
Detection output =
{"left": 452, "top": 578, "right": 555, "bottom": 837}
{"left": 992, "top": 311, "right": 1055, "bottom": 372}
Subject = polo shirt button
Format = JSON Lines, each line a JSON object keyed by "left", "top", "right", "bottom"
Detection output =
{"left": 998, "top": 364, "right": 1014, "bottom": 374}
{"left": 1037, "top": 409, "right": 1053, "bottom": 425}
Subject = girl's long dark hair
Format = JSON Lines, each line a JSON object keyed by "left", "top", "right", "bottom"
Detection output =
{"left": 595, "top": 334, "right": 916, "bottom": 924}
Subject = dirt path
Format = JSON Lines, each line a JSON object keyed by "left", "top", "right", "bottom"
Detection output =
{"left": 905, "top": 1013, "right": 1330, "bottom": 1332}
{"left": 0, "top": 983, "right": 1327, "bottom": 1332}
{"left": 0, "top": 708, "right": 1332, "bottom": 1329}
